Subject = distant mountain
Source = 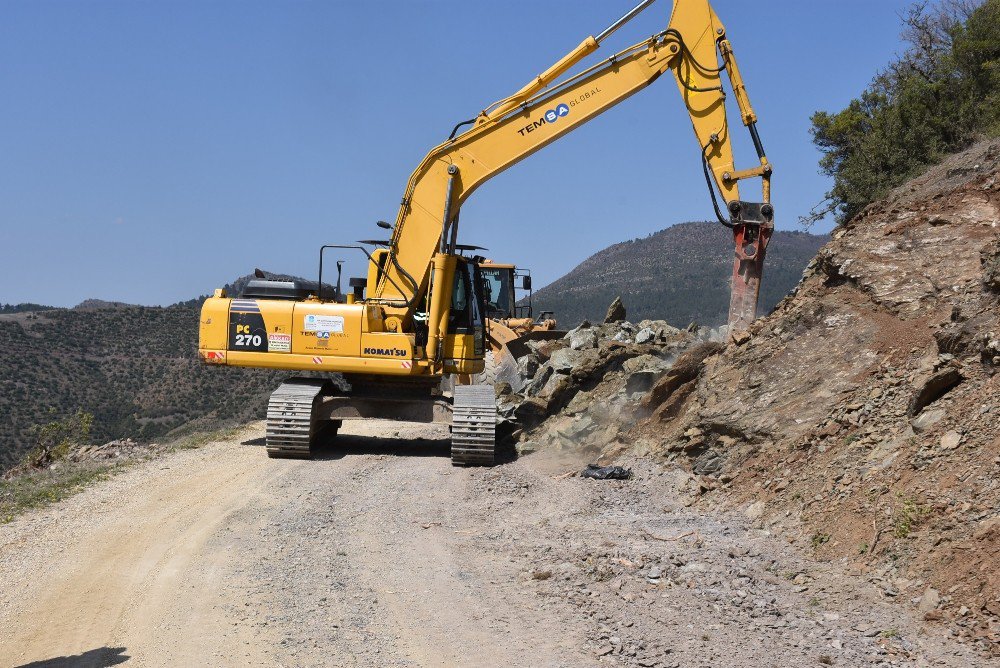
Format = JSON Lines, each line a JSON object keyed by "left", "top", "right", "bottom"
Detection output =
{"left": 530, "top": 222, "right": 828, "bottom": 327}
{"left": 73, "top": 299, "right": 134, "bottom": 310}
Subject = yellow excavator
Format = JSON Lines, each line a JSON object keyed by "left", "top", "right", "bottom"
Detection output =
{"left": 198, "top": 0, "right": 774, "bottom": 465}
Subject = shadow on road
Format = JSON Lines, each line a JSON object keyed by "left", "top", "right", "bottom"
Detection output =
{"left": 314, "top": 433, "right": 451, "bottom": 460}
{"left": 241, "top": 425, "right": 517, "bottom": 464}
{"left": 16, "top": 646, "right": 130, "bottom": 667}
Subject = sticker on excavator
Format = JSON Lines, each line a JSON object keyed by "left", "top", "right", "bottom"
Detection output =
{"left": 304, "top": 314, "right": 344, "bottom": 333}
{"left": 267, "top": 333, "right": 291, "bottom": 352}
{"left": 229, "top": 312, "right": 268, "bottom": 352}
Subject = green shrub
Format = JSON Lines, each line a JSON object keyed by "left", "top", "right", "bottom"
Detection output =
{"left": 807, "top": 0, "right": 1000, "bottom": 225}
{"left": 21, "top": 410, "right": 93, "bottom": 469}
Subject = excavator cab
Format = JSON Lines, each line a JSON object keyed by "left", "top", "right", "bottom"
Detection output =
{"left": 478, "top": 262, "right": 539, "bottom": 321}
{"left": 479, "top": 264, "right": 516, "bottom": 320}
{"left": 447, "top": 257, "right": 487, "bottom": 355}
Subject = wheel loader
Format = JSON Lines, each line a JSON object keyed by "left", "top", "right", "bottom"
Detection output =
{"left": 476, "top": 261, "right": 564, "bottom": 393}
{"left": 198, "top": 0, "right": 776, "bottom": 465}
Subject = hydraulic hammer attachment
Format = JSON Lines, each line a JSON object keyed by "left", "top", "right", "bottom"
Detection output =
{"left": 727, "top": 201, "right": 774, "bottom": 334}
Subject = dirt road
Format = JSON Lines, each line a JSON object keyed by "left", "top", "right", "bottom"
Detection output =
{"left": 0, "top": 422, "right": 989, "bottom": 667}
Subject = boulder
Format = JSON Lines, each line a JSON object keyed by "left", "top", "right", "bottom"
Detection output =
{"left": 513, "top": 397, "right": 549, "bottom": 429}
{"left": 567, "top": 348, "right": 612, "bottom": 381}
{"left": 612, "top": 330, "right": 631, "bottom": 344}
{"left": 908, "top": 367, "right": 963, "bottom": 416}
{"left": 516, "top": 353, "right": 541, "bottom": 380}
{"left": 560, "top": 414, "right": 595, "bottom": 439}
{"left": 911, "top": 408, "right": 945, "bottom": 433}
{"left": 622, "top": 354, "right": 668, "bottom": 376}
{"left": 626, "top": 370, "right": 661, "bottom": 394}
{"left": 564, "top": 389, "right": 593, "bottom": 414}
{"left": 566, "top": 326, "right": 598, "bottom": 351}
{"left": 525, "top": 339, "right": 560, "bottom": 360}
{"left": 940, "top": 430, "right": 962, "bottom": 450}
{"left": 548, "top": 348, "right": 581, "bottom": 374}
{"left": 497, "top": 395, "right": 523, "bottom": 420}
{"left": 515, "top": 440, "right": 538, "bottom": 455}
{"left": 638, "top": 319, "right": 681, "bottom": 340}
{"left": 538, "top": 373, "right": 574, "bottom": 401}
{"left": 634, "top": 327, "right": 655, "bottom": 345}
{"left": 523, "top": 364, "right": 554, "bottom": 397}
{"left": 692, "top": 448, "right": 724, "bottom": 475}
{"left": 917, "top": 587, "right": 941, "bottom": 614}
{"left": 604, "top": 297, "right": 626, "bottom": 323}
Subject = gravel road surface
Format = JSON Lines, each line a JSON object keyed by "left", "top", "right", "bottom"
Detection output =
{"left": 0, "top": 421, "right": 988, "bottom": 667}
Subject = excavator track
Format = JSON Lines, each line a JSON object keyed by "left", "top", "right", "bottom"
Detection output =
{"left": 265, "top": 378, "right": 330, "bottom": 459}
{"left": 451, "top": 384, "right": 497, "bottom": 466}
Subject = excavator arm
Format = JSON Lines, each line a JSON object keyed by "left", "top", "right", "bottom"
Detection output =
{"left": 197, "top": 0, "right": 777, "bottom": 464}
{"left": 374, "top": 0, "right": 773, "bottom": 350}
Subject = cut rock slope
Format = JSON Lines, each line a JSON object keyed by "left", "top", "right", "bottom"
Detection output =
{"left": 650, "top": 140, "right": 1000, "bottom": 649}
{"left": 505, "top": 140, "right": 1000, "bottom": 655}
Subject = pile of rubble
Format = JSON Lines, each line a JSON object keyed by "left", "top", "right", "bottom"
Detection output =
{"left": 64, "top": 438, "right": 148, "bottom": 464}
{"left": 497, "top": 297, "right": 725, "bottom": 457}
{"left": 2, "top": 437, "right": 161, "bottom": 480}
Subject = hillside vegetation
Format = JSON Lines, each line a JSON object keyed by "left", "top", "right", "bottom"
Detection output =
{"left": 0, "top": 297, "right": 287, "bottom": 471}
{"left": 810, "top": 0, "right": 1000, "bottom": 223}
{"left": 530, "top": 222, "right": 826, "bottom": 327}
{"left": 0, "top": 303, "right": 57, "bottom": 314}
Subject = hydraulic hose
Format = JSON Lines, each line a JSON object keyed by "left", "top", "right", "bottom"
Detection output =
{"left": 449, "top": 118, "right": 476, "bottom": 140}
{"left": 702, "top": 140, "right": 734, "bottom": 228}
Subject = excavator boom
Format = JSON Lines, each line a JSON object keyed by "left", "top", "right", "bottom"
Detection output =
{"left": 373, "top": 0, "right": 773, "bottom": 337}
{"left": 198, "top": 0, "right": 776, "bottom": 464}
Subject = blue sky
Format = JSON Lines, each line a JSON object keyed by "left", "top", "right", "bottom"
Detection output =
{"left": 0, "top": 0, "right": 914, "bottom": 306}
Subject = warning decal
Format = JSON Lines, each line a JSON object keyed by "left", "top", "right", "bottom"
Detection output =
{"left": 267, "top": 333, "right": 291, "bottom": 352}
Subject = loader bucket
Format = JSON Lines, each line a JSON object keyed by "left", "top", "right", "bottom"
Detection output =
{"left": 494, "top": 329, "right": 566, "bottom": 393}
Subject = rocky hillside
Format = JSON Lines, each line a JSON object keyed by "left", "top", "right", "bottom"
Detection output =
{"left": 662, "top": 140, "right": 1000, "bottom": 651}
{"left": 530, "top": 222, "right": 827, "bottom": 327}
{"left": 0, "top": 272, "right": 298, "bottom": 471}
{"left": 0, "top": 304, "right": 287, "bottom": 471}
{"left": 500, "top": 140, "right": 1000, "bottom": 655}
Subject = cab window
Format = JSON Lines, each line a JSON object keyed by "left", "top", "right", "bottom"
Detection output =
{"left": 479, "top": 267, "right": 513, "bottom": 319}
{"left": 448, "top": 260, "right": 484, "bottom": 334}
